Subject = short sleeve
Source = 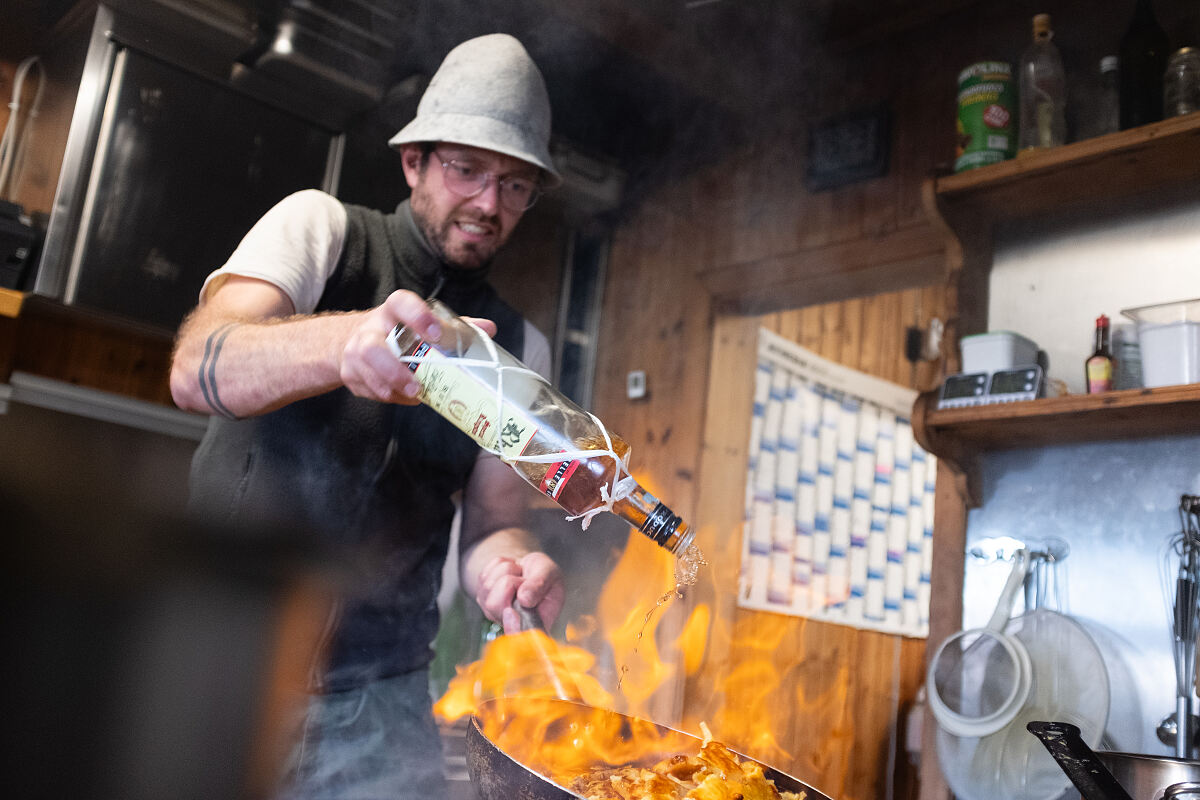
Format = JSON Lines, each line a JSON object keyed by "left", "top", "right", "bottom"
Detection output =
{"left": 199, "top": 189, "right": 348, "bottom": 314}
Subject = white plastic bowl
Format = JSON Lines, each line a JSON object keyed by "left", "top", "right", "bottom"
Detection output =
{"left": 1122, "top": 299, "right": 1200, "bottom": 388}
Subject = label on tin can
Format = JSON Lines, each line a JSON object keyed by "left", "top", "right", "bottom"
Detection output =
{"left": 955, "top": 61, "right": 1016, "bottom": 173}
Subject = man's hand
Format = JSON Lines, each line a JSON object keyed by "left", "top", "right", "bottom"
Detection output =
{"left": 473, "top": 552, "right": 565, "bottom": 634}
{"left": 341, "top": 290, "right": 497, "bottom": 405}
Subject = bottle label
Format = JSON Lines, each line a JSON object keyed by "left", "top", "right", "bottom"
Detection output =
{"left": 408, "top": 344, "right": 538, "bottom": 458}
{"left": 1086, "top": 357, "right": 1114, "bottom": 393}
{"left": 539, "top": 457, "right": 582, "bottom": 501}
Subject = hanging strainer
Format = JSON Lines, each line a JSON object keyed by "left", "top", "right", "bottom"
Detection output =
{"left": 927, "top": 549, "right": 1033, "bottom": 738}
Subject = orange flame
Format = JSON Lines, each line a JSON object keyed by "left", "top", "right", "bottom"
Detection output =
{"left": 433, "top": 528, "right": 705, "bottom": 722}
{"left": 703, "top": 613, "right": 795, "bottom": 766}
{"left": 434, "top": 479, "right": 802, "bottom": 786}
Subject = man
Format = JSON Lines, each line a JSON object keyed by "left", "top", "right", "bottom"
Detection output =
{"left": 170, "top": 34, "right": 565, "bottom": 799}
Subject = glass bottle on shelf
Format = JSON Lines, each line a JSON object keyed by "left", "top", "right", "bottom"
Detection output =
{"left": 1165, "top": 47, "right": 1200, "bottom": 117}
{"left": 1119, "top": 0, "right": 1171, "bottom": 129}
{"left": 1085, "top": 314, "right": 1116, "bottom": 394}
{"left": 1018, "top": 13, "right": 1067, "bottom": 152}
{"left": 387, "top": 299, "right": 697, "bottom": 560}
{"left": 1097, "top": 56, "right": 1122, "bottom": 135}
{"left": 1112, "top": 323, "right": 1143, "bottom": 390}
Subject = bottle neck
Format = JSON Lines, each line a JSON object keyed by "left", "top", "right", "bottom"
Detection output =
{"left": 613, "top": 484, "right": 694, "bottom": 555}
{"left": 1094, "top": 323, "right": 1111, "bottom": 353}
{"left": 1129, "top": 0, "right": 1166, "bottom": 32}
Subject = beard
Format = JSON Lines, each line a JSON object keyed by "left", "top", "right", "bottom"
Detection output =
{"left": 409, "top": 192, "right": 500, "bottom": 271}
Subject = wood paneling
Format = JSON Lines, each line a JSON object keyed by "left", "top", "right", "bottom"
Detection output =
{"left": 697, "top": 221, "right": 946, "bottom": 316}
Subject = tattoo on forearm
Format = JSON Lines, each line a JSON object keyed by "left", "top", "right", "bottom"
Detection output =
{"left": 198, "top": 323, "right": 239, "bottom": 419}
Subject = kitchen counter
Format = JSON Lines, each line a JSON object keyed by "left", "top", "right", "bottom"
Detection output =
{"left": 0, "top": 288, "right": 176, "bottom": 405}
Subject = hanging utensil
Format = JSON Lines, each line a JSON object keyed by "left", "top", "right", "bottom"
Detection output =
{"left": 1167, "top": 496, "right": 1200, "bottom": 759}
{"left": 1027, "top": 721, "right": 1135, "bottom": 800}
{"left": 927, "top": 549, "right": 1033, "bottom": 738}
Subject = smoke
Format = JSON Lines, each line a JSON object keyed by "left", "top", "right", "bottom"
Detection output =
{"left": 326, "top": 0, "right": 826, "bottom": 212}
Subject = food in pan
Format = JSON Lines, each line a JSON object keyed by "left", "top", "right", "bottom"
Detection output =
{"left": 565, "top": 725, "right": 805, "bottom": 800}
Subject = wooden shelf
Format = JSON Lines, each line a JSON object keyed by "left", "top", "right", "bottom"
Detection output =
{"left": 913, "top": 383, "right": 1200, "bottom": 467}
{"left": 931, "top": 113, "right": 1200, "bottom": 233}
{"left": 916, "top": 115, "right": 1200, "bottom": 469}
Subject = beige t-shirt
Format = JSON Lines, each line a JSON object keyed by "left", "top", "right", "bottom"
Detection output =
{"left": 201, "top": 189, "right": 551, "bottom": 375}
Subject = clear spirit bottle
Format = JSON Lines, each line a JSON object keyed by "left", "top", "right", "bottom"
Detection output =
{"left": 387, "top": 299, "right": 696, "bottom": 559}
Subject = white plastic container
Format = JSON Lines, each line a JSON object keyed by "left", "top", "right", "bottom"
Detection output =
{"left": 960, "top": 331, "right": 1040, "bottom": 374}
{"left": 1121, "top": 299, "right": 1200, "bottom": 388}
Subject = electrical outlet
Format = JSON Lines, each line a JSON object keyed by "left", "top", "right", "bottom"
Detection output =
{"left": 626, "top": 370, "right": 647, "bottom": 400}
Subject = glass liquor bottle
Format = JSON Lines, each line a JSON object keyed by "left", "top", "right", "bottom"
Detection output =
{"left": 1018, "top": 13, "right": 1067, "bottom": 152}
{"left": 1097, "top": 56, "right": 1121, "bottom": 136}
{"left": 1119, "top": 0, "right": 1171, "bottom": 129}
{"left": 387, "top": 299, "right": 696, "bottom": 559}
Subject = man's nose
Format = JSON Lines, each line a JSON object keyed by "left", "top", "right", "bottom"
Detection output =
{"left": 468, "top": 175, "right": 502, "bottom": 214}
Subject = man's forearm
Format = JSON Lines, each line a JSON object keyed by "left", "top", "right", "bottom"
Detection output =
{"left": 171, "top": 309, "right": 361, "bottom": 418}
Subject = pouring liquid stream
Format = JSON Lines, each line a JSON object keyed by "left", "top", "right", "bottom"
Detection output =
{"left": 617, "top": 543, "right": 707, "bottom": 692}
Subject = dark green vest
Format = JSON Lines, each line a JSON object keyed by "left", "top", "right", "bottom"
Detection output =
{"left": 187, "top": 200, "right": 525, "bottom": 690}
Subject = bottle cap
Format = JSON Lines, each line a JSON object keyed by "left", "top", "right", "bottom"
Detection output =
{"left": 1032, "top": 13, "right": 1052, "bottom": 37}
{"left": 1100, "top": 55, "right": 1119, "bottom": 73}
{"left": 1097, "top": 314, "right": 1110, "bottom": 326}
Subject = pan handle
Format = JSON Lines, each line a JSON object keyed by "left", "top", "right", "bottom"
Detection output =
{"left": 508, "top": 600, "right": 582, "bottom": 702}
{"left": 1027, "top": 721, "right": 1135, "bottom": 800}
{"left": 514, "top": 602, "right": 546, "bottom": 633}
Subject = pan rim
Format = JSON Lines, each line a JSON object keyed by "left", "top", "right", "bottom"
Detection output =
{"left": 465, "top": 697, "right": 836, "bottom": 800}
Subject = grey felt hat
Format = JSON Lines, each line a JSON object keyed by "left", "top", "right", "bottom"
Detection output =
{"left": 389, "top": 34, "right": 561, "bottom": 185}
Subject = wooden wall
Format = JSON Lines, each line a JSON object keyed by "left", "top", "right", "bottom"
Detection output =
{"left": 571, "top": 12, "right": 965, "bottom": 793}
{"left": 585, "top": 2, "right": 1200, "bottom": 798}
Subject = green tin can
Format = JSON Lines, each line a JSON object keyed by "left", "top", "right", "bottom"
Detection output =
{"left": 955, "top": 61, "right": 1017, "bottom": 173}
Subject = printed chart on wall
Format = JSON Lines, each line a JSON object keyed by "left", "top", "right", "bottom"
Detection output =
{"left": 739, "top": 328, "right": 936, "bottom": 638}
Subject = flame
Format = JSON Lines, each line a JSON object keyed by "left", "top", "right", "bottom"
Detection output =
{"left": 434, "top": 474, "right": 803, "bottom": 788}
{"left": 474, "top": 696, "right": 701, "bottom": 785}
{"left": 433, "top": 528, "right": 702, "bottom": 722}
{"left": 432, "top": 628, "right": 613, "bottom": 720}
{"left": 701, "top": 612, "right": 795, "bottom": 767}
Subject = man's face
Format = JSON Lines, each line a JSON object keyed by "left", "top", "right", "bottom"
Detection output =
{"left": 401, "top": 143, "right": 539, "bottom": 269}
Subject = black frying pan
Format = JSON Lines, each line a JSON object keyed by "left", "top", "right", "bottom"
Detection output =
{"left": 466, "top": 696, "right": 837, "bottom": 800}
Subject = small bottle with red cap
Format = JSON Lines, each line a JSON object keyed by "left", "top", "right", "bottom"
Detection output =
{"left": 1085, "top": 314, "right": 1116, "bottom": 393}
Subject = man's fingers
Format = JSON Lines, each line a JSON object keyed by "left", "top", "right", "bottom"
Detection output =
{"left": 475, "top": 556, "right": 523, "bottom": 624}
{"left": 463, "top": 316, "right": 498, "bottom": 338}
{"left": 515, "top": 553, "right": 565, "bottom": 629}
{"left": 382, "top": 290, "right": 442, "bottom": 342}
{"left": 501, "top": 606, "right": 522, "bottom": 635}
{"left": 473, "top": 553, "right": 564, "bottom": 633}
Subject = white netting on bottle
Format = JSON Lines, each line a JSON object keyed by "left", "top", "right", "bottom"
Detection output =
{"left": 392, "top": 316, "right": 634, "bottom": 529}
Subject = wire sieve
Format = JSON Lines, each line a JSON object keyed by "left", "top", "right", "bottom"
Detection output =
{"left": 928, "top": 549, "right": 1033, "bottom": 738}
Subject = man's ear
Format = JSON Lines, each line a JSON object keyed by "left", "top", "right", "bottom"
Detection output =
{"left": 399, "top": 144, "right": 423, "bottom": 189}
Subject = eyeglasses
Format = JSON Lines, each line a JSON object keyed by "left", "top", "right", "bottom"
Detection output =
{"left": 435, "top": 151, "right": 542, "bottom": 213}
